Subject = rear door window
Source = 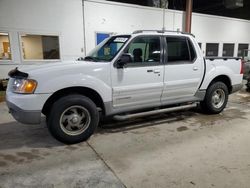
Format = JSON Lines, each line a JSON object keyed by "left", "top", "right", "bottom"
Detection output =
{"left": 166, "top": 36, "right": 196, "bottom": 64}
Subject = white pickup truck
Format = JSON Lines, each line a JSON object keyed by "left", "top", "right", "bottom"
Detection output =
{"left": 6, "top": 30, "right": 243, "bottom": 144}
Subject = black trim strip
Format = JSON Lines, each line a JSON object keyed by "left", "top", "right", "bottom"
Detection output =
{"left": 198, "top": 58, "right": 207, "bottom": 89}
{"left": 206, "top": 57, "right": 241, "bottom": 61}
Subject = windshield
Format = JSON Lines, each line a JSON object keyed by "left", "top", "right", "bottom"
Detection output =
{"left": 84, "top": 35, "right": 131, "bottom": 62}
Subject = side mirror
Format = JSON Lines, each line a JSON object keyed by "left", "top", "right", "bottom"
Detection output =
{"left": 117, "top": 53, "right": 132, "bottom": 68}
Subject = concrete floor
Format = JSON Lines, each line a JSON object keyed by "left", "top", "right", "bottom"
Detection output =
{"left": 0, "top": 90, "right": 250, "bottom": 188}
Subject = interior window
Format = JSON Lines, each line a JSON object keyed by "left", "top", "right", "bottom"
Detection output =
{"left": 237, "top": 43, "right": 249, "bottom": 57}
{"left": 0, "top": 32, "right": 11, "bottom": 60}
{"left": 166, "top": 37, "right": 190, "bottom": 62}
{"left": 206, "top": 43, "right": 219, "bottom": 57}
{"left": 20, "top": 34, "right": 60, "bottom": 60}
{"left": 223, "top": 43, "right": 235, "bottom": 57}
{"left": 125, "top": 36, "right": 161, "bottom": 64}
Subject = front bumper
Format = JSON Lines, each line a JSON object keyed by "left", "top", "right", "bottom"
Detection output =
{"left": 6, "top": 100, "right": 41, "bottom": 124}
{"left": 6, "top": 91, "right": 51, "bottom": 125}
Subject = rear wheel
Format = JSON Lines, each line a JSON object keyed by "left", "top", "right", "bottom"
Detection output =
{"left": 47, "top": 94, "right": 99, "bottom": 144}
{"left": 200, "top": 82, "right": 229, "bottom": 114}
{"left": 246, "top": 77, "right": 250, "bottom": 92}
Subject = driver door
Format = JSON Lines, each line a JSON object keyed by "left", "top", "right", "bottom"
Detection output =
{"left": 111, "top": 35, "right": 164, "bottom": 110}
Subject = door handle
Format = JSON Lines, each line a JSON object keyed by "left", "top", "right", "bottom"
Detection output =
{"left": 193, "top": 67, "right": 198, "bottom": 71}
{"left": 154, "top": 69, "right": 160, "bottom": 73}
{"left": 147, "top": 69, "right": 153, "bottom": 73}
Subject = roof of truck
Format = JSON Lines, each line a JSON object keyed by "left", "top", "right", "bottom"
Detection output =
{"left": 131, "top": 30, "right": 195, "bottom": 38}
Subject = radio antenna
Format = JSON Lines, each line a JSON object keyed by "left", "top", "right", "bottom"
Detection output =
{"left": 162, "top": 0, "right": 168, "bottom": 31}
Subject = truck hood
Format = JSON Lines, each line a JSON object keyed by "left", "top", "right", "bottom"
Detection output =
{"left": 15, "top": 60, "right": 110, "bottom": 80}
{"left": 19, "top": 61, "right": 94, "bottom": 77}
{"left": 11, "top": 60, "right": 111, "bottom": 94}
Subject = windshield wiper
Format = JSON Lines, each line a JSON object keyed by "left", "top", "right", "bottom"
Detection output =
{"left": 83, "top": 56, "right": 98, "bottom": 62}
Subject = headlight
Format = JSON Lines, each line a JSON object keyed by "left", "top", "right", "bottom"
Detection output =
{"left": 12, "top": 79, "right": 37, "bottom": 94}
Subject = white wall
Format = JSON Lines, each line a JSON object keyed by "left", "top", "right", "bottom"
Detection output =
{"left": 84, "top": 0, "right": 175, "bottom": 53}
{"left": 1, "top": 0, "right": 250, "bottom": 79}
{"left": 192, "top": 13, "right": 250, "bottom": 55}
{"left": 83, "top": 0, "right": 250, "bottom": 56}
{"left": 0, "top": 0, "right": 85, "bottom": 78}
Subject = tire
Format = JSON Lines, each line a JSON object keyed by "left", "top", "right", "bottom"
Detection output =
{"left": 200, "top": 82, "right": 229, "bottom": 114}
{"left": 47, "top": 94, "right": 99, "bottom": 144}
{"left": 246, "top": 77, "right": 250, "bottom": 92}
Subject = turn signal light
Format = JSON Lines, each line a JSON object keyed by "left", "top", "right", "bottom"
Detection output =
{"left": 23, "top": 80, "right": 37, "bottom": 93}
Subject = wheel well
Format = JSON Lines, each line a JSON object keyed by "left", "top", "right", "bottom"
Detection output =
{"left": 42, "top": 87, "right": 105, "bottom": 116}
{"left": 210, "top": 75, "right": 232, "bottom": 93}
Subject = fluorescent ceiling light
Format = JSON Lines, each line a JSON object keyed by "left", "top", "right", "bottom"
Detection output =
{"left": 0, "top": 32, "right": 8, "bottom": 36}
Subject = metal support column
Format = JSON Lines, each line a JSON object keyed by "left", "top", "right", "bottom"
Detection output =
{"left": 185, "top": 0, "right": 193, "bottom": 33}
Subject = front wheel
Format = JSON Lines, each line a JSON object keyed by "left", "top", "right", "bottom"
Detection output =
{"left": 200, "top": 82, "right": 229, "bottom": 114}
{"left": 47, "top": 95, "right": 99, "bottom": 144}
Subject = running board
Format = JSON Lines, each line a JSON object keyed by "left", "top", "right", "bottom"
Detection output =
{"left": 113, "top": 103, "right": 197, "bottom": 121}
